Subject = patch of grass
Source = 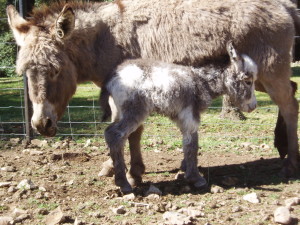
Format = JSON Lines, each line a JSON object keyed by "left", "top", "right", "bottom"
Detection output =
{"left": 27, "top": 198, "right": 58, "bottom": 211}
{"left": 0, "top": 205, "right": 9, "bottom": 212}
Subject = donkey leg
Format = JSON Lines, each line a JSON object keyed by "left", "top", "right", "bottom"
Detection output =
{"left": 127, "top": 125, "right": 145, "bottom": 187}
{"left": 182, "top": 131, "right": 207, "bottom": 188}
{"left": 264, "top": 78, "right": 299, "bottom": 177}
{"left": 274, "top": 81, "right": 298, "bottom": 160}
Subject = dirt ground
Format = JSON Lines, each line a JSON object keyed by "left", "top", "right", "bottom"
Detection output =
{"left": 0, "top": 138, "right": 299, "bottom": 225}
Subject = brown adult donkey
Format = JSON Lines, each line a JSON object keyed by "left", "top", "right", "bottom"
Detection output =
{"left": 7, "top": 0, "right": 299, "bottom": 179}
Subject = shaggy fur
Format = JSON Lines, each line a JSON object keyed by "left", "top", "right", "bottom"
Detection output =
{"left": 103, "top": 44, "right": 257, "bottom": 193}
{"left": 7, "top": 0, "right": 299, "bottom": 177}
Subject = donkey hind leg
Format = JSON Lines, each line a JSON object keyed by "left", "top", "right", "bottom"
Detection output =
{"left": 274, "top": 81, "right": 298, "bottom": 160}
{"left": 264, "top": 79, "right": 299, "bottom": 177}
{"left": 98, "top": 97, "right": 120, "bottom": 177}
{"left": 127, "top": 125, "right": 145, "bottom": 187}
{"left": 181, "top": 131, "right": 207, "bottom": 188}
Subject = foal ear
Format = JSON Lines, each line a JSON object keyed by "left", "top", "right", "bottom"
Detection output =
{"left": 226, "top": 41, "right": 240, "bottom": 63}
{"left": 226, "top": 41, "right": 243, "bottom": 72}
{"left": 6, "top": 5, "right": 30, "bottom": 46}
{"left": 55, "top": 4, "right": 75, "bottom": 39}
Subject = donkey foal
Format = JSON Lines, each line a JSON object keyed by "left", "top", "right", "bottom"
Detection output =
{"left": 104, "top": 43, "right": 258, "bottom": 193}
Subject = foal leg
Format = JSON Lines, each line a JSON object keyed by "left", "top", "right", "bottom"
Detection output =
{"left": 181, "top": 131, "right": 207, "bottom": 188}
{"left": 105, "top": 119, "right": 142, "bottom": 193}
{"left": 176, "top": 109, "right": 207, "bottom": 188}
{"left": 98, "top": 97, "right": 119, "bottom": 177}
{"left": 127, "top": 125, "right": 146, "bottom": 187}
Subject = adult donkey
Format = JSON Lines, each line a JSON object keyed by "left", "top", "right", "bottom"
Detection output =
{"left": 7, "top": 0, "right": 299, "bottom": 178}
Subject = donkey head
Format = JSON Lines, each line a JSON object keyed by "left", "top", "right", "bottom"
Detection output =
{"left": 7, "top": 5, "right": 77, "bottom": 137}
{"left": 224, "top": 42, "right": 258, "bottom": 113}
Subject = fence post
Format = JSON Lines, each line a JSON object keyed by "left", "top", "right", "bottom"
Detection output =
{"left": 19, "top": 0, "right": 33, "bottom": 143}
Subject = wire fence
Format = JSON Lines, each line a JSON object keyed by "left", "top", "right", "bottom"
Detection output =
{"left": 0, "top": 1, "right": 299, "bottom": 146}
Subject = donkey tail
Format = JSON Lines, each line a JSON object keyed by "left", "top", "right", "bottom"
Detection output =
{"left": 99, "top": 87, "right": 112, "bottom": 122}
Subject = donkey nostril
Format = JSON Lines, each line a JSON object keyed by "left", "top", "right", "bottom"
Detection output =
{"left": 45, "top": 118, "right": 52, "bottom": 129}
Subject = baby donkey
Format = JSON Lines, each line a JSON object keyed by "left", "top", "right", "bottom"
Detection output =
{"left": 104, "top": 42, "right": 258, "bottom": 193}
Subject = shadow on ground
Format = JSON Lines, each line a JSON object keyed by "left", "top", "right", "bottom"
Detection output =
{"left": 139, "top": 157, "right": 300, "bottom": 196}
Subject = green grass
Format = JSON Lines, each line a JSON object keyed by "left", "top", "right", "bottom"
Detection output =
{"left": 0, "top": 66, "right": 300, "bottom": 155}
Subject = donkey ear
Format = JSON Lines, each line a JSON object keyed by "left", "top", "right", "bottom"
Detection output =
{"left": 6, "top": 5, "right": 30, "bottom": 46}
{"left": 55, "top": 4, "right": 75, "bottom": 39}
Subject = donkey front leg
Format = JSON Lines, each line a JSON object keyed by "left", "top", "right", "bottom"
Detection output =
{"left": 182, "top": 131, "right": 207, "bottom": 188}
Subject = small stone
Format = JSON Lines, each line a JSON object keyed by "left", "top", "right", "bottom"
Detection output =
{"left": 14, "top": 214, "right": 30, "bottom": 223}
{"left": 30, "top": 150, "right": 44, "bottom": 155}
{"left": 88, "top": 212, "right": 103, "bottom": 218}
{"left": 1, "top": 166, "right": 16, "bottom": 172}
{"left": 10, "top": 138, "right": 20, "bottom": 145}
{"left": 35, "top": 191, "right": 44, "bottom": 199}
{"left": 163, "top": 211, "right": 191, "bottom": 225}
{"left": 123, "top": 193, "right": 135, "bottom": 201}
{"left": 12, "top": 208, "right": 27, "bottom": 218}
{"left": 232, "top": 205, "right": 242, "bottom": 213}
{"left": 112, "top": 206, "right": 126, "bottom": 215}
{"left": 7, "top": 186, "right": 17, "bottom": 193}
{"left": 84, "top": 139, "right": 91, "bottom": 148}
{"left": 241, "top": 142, "right": 252, "bottom": 148}
{"left": 284, "top": 197, "right": 300, "bottom": 208}
{"left": 274, "top": 206, "right": 291, "bottom": 224}
{"left": 179, "top": 207, "right": 204, "bottom": 218}
{"left": 146, "top": 194, "right": 160, "bottom": 200}
{"left": 17, "top": 179, "right": 36, "bottom": 190}
{"left": 31, "top": 139, "right": 48, "bottom": 148}
{"left": 260, "top": 143, "right": 271, "bottom": 150}
{"left": 44, "top": 206, "right": 65, "bottom": 225}
{"left": 0, "top": 182, "right": 12, "bottom": 188}
{"left": 145, "top": 185, "right": 162, "bottom": 196}
{"left": 0, "top": 216, "right": 14, "bottom": 225}
{"left": 39, "top": 186, "right": 47, "bottom": 192}
{"left": 243, "top": 192, "right": 260, "bottom": 204}
{"left": 211, "top": 185, "right": 224, "bottom": 194}
{"left": 67, "top": 180, "right": 74, "bottom": 186}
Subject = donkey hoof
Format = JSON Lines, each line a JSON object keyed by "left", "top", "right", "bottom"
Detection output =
{"left": 279, "top": 165, "right": 297, "bottom": 178}
{"left": 193, "top": 177, "right": 208, "bottom": 189}
{"left": 279, "top": 159, "right": 299, "bottom": 178}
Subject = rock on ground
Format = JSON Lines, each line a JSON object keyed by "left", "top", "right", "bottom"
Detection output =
{"left": 163, "top": 211, "right": 191, "bottom": 225}
{"left": 242, "top": 192, "right": 260, "bottom": 204}
{"left": 273, "top": 206, "right": 292, "bottom": 225}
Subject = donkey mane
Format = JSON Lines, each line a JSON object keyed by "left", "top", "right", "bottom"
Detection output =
{"left": 27, "top": 1, "right": 123, "bottom": 26}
